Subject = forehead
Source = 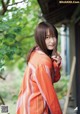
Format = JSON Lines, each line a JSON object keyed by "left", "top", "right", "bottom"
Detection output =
{"left": 46, "top": 28, "right": 54, "bottom": 36}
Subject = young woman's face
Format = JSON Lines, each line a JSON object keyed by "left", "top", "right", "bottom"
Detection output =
{"left": 45, "top": 29, "right": 57, "bottom": 50}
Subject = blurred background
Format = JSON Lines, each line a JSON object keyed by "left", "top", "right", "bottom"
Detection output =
{"left": 0, "top": 0, "right": 80, "bottom": 114}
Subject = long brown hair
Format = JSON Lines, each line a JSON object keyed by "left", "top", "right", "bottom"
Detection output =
{"left": 27, "top": 21, "right": 58, "bottom": 63}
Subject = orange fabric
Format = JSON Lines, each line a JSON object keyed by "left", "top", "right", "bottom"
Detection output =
{"left": 16, "top": 49, "right": 62, "bottom": 114}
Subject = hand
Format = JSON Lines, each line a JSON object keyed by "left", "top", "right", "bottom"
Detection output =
{"left": 51, "top": 52, "right": 62, "bottom": 67}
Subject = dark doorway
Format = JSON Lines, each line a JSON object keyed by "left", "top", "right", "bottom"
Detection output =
{"left": 75, "top": 19, "right": 80, "bottom": 114}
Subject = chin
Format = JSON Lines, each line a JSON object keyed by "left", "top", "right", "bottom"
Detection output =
{"left": 47, "top": 45, "right": 55, "bottom": 50}
{"left": 48, "top": 48, "right": 54, "bottom": 50}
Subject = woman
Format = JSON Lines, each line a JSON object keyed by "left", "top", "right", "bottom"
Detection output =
{"left": 16, "top": 22, "right": 62, "bottom": 114}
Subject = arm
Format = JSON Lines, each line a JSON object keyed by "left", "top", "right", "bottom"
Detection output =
{"left": 35, "top": 64, "right": 62, "bottom": 114}
{"left": 52, "top": 60, "right": 61, "bottom": 83}
{"left": 51, "top": 53, "right": 62, "bottom": 83}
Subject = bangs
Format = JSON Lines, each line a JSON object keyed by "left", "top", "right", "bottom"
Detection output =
{"left": 48, "top": 26, "right": 58, "bottom": 38}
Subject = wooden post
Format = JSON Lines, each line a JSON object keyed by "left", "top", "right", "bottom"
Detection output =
{"left": 63, "top": 56, "right": 76, "bottom": 114}
{"left": 0, "top": 95, "right": 5, "bottom": 105}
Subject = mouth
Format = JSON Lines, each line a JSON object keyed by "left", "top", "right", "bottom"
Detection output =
{"left": 48, "top": 45, "right": 55, "bottom": 47}
{"left": 49, "top": 44, "right": 54, "bottom": 46}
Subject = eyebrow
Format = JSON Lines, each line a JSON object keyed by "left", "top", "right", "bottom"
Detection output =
{"left": 46, "top": 35, "right": 50, "bottom": 36}
{"left": 46, "top": 34, "right": 55, "bottom": 37}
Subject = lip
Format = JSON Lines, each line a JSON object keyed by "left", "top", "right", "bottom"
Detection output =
{"left": 49, "top": 44, "right": 53, "bottom": 46}
{"left": 48, "top": 45, "right": 54, "bottom": 46}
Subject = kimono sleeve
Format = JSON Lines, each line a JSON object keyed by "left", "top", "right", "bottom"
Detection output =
{"left": 52, "top": 60, "right": 61, "bottom": 83}
{"left": 35, "top": 64, "right": 62, "bottom": 114}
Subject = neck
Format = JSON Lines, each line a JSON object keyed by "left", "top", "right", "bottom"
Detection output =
{"left": 47, "top": 49, "right": 53, "bottom": 57}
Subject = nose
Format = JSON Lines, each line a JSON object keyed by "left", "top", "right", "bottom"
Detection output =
{"left": 50, "top": 37, "right": 54, "bottom": 43}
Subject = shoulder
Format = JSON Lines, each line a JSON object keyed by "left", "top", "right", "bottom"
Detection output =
{"left": 29, "top": 50, "right": 52, "bottom": 68}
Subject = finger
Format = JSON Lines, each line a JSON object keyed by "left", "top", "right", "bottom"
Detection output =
{"left": 52, "top": 57, "right": 58, "bottom": 61}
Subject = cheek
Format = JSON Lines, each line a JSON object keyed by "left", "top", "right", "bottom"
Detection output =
{"left": 45, "top": 39, "right": 48, "bottom": 45}
{"left": 54, "top": 38, "right": 57, "bottom": 44}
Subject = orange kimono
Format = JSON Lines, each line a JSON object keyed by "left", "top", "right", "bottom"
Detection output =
{"left": 16, "top": 49, "right": 62, "bottom": 114}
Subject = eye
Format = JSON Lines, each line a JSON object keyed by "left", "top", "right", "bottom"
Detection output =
{"left": 46, "top": 36, "right": 50, "bottom": 39}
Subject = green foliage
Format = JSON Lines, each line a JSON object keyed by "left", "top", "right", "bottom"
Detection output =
{"left": 0, "top": 0, "right": 41, "bottom": 73}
